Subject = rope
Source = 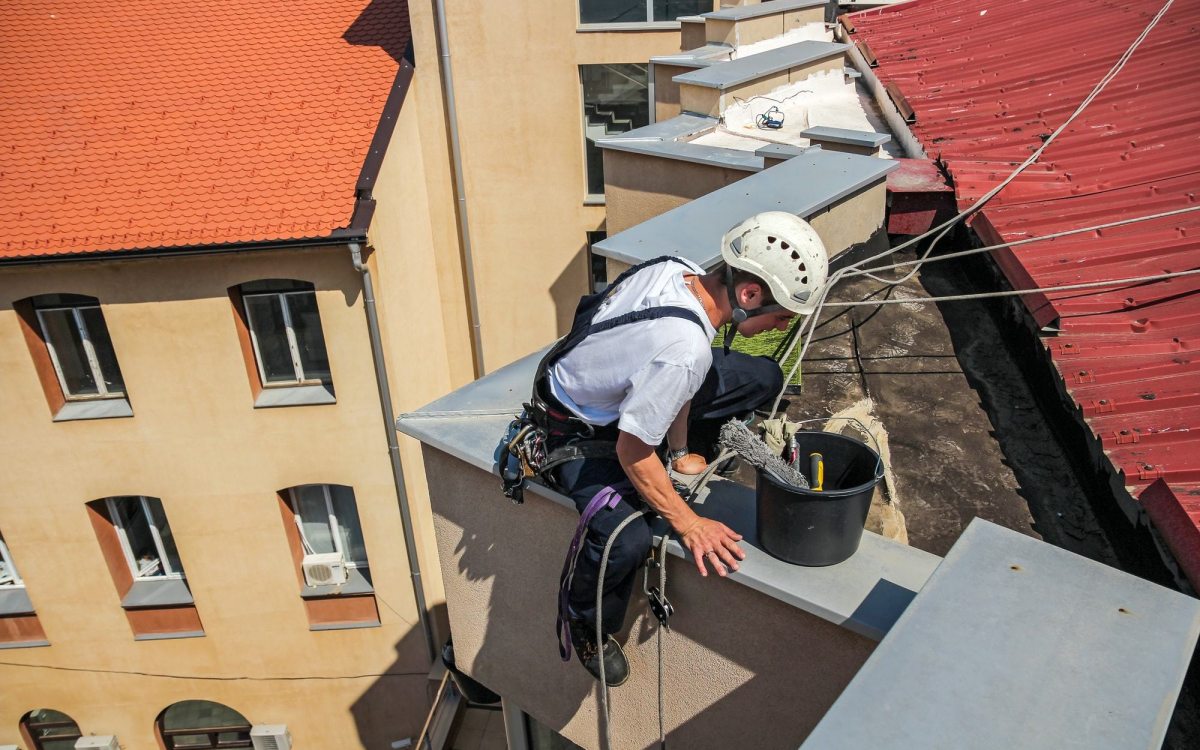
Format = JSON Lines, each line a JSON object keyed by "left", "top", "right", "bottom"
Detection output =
{"left": 597, "top": 509, "right": 648, "bottom": 750}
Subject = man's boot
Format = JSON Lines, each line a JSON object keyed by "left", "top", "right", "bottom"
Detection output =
{"left": 570, "top": 619, "right": 629, "bottom": 686}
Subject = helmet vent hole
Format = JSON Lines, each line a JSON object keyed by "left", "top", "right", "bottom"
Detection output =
{"left": 790, "top": 251, "right": 800, "bottom": 260}
{"left": 799, "top": 263, "right": 806, "bottom": 272}
{"left": 767, "top": 236, "right": 777, "bottom": 244}
{"left": 801, "top": 276, "right": 808, "bottom": 284}
{"left": 781, "top": 241, "right": 790, "bottom": 250}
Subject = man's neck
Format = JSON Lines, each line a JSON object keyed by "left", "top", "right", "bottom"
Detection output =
{"left": 686, "top": 272, "right": 733, "bottom": 329}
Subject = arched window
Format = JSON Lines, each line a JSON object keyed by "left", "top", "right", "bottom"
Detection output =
{"left": 19, "top": 709, "right": 82, "bottom": 750}
{"left": 156, "top": 700, "right": 252, "bottom": 749}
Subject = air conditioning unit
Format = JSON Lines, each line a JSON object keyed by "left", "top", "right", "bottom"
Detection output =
{"left": 75, "top": 738, "right": 119, "bottom": 750}
{"left": 1, "top": 744, "right": 21, "bottom": 750}
{"left": 251, "top": 725, "right": 292, "bottom": 750}
{"left": 302, "top": 552, "right": 347, "bottom": 586}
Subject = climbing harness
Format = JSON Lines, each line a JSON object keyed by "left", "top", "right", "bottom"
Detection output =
{"left": 500, "top": 255, "right": 708, "bottom": 504}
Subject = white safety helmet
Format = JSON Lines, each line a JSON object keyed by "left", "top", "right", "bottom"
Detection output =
{"left": 720, "top": 211, "right": 829, "bottom": 316}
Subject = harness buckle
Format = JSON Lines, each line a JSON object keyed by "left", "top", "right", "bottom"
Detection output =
{"left": 646, "top": 586, "right": 674, "bottom": 629}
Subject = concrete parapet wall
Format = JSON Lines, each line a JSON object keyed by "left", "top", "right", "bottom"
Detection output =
{"left": 423, "top": 447, "right": 874, "bottom": 750}
{"left": 654, "top": 64, "right": 691, "bottom": 122}
{"left": 679, "top": 54, "right": 843, "bottom": 117}
{"left": 603, "top": 149, "right": 753, "bottom": 236}
{"left": 706, "top": 7, "right": 824, "bottom": 47}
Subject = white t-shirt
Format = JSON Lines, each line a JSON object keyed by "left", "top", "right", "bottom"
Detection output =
{"left": 548, "top": 259, "right": 717, "bottom": 446}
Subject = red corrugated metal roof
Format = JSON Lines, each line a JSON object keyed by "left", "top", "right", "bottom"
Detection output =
{"left": 0, "top": 0, "right": 409, "bottom": 259}
{"left": 848, "top": 0, "right": 1200, "bottom": 584}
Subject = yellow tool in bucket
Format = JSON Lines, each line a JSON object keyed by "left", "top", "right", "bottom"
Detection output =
{"left": 809, "top": 452, "right": 824, "bottom": 492}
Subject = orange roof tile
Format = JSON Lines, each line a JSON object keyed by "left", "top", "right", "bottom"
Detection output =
{"left": 0, "top": 0, "right": 409, "bottom": 259}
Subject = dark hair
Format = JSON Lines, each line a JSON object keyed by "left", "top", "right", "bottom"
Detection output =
{"left": 717, "top": 263, "right": 777, "bottom": 306}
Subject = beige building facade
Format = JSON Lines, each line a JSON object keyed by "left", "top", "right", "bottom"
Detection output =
{"left": 0, "top": 1, "right": 719, "bottom": 748}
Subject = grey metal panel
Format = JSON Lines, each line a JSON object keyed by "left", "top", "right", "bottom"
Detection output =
{"left": 299, "top": 567, "right": 375, "bottom": 599}
{"left": 592, "top": 148, "right": 897, "bottom": 269}
{"left": 754, "top": 143, "right": 809, "bottom": 160}
{"left": 800, "top": 519, "right": 1200, "bottom": 750}
{"left": 703, "top": 0, "right": 827, "bottom": 21}
{"left": 396, "top": 349, "right": 939, "bottom": 641}
{"left": 599, "top": 139, "right": 764, "bottom": 172}
{"left": 121, "top": 577, "right": 194, "bottom": 608}
{"left": 310, "top": 619, "right": 382, "bottom": 632}
{"left": 254, "top": 383, "right": 336, "bottom": 408}
{"left": 802, "top": 126, "right": 892, "bottom": 148}
{"left": 0, "top": 587, "right": 35, "bottom": 616}
{"left": 133, "top": 629, "right": 205, "bottom": 641}
{"left": 599, "top": 113, "right": 716, "bottom": 143}
{"left": 651, "top": 44, "right": 734, "bottom": 69}
{"left": 672, "top": 42, "right": 848, "bottom": 90}
{"left": 53, "top": 398, "right": 133, "bottom": 422}
{"left": 0, "top": 639, "right": 49, "bottom": 649}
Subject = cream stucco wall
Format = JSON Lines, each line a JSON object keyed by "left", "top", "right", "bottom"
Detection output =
{"left": 403, "top": 0, "right": 707, "bottom": 372}
{"left": 0, "top": 247, "right": 447, "bottom": 749}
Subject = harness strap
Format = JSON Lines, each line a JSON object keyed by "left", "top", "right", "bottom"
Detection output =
{"left": 540, "top": 441, "right": 619, "bottom": 476}
{"left": 557, "top": 481, "right": 632, "bottom": 661}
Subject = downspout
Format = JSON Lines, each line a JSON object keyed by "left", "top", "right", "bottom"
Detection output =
{"left": 350, "top": 242, "right": 437, "bottom": 664}
{"left": 433, "top": 0, "right": 487, "bottom": 377}
{"left": 835, "top": 24, "right": 927, "bottom": 159}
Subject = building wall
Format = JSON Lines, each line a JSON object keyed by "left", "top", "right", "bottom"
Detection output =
{"left": 403, "top": 0, "right": 705, "bottom": 372}
{"left": 0, "top": 247, "right": 447, "bottom": 749}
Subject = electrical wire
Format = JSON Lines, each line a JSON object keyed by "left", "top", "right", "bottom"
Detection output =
{"left": 0, "top": 660, "right": 426, "bottom": 681}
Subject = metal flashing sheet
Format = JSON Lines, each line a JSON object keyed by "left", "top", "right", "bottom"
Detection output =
{"left": 801, "top": 519, "right": 1200, "bottom": 750}
{"left": 703, "top": 0, "right": 827, "bottom": 21}
{"left": 593, "top": 148, "right": 896, "bottom": 269}
{"left": 672, "top": 41, "right": 848, "bottom": 89}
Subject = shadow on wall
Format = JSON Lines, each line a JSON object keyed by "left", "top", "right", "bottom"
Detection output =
{"left": 350, "top": 614, "right": 438, "bottom": 749}
{"left": 548, "top": 240, "right": 591, "bottom": 339}
{"left": 344, "top": 0, "right": 414, "bottom": 64}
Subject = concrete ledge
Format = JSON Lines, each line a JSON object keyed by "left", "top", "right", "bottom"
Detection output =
{"left": 801, "top": 520, "right": 1200, "bottom": 750}
{"left": 310, "top": 619, "right": 381, "bottom": 632}
{"left": 397, "top": 349, "right": 939, "bottom": 642}
{"left": 754, "top": 142, "right": 809, "bottom": 160}
{"left": 133, "top": 629, "right": 205, "bottom": 642}
{"left": 53, "top": 397, "right": 133, "bottom": 422}
{"left": 593, "top": 147, "right": 897, "bottom": 270}
{"left": 598, "top": 115, "right": 763, "bottom": 173}
{"left": 703, "top": 0, "right": 827, "bottom": 21}
{"left": 651, "top": 44, "right": 734, "bottom": 69}
{"left": 802, "top": 126, "right": 892, "bottom": 148}
{"left": 0, "top": 638, "right": 49, "bottom": 649}
{"left": 673, "top": 41, "right": 848, "bottom": 90}
{"left": 254, "top": 383, "right": 336, "bottom": 408}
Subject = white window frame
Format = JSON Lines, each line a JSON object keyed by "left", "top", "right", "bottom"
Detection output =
{"left": 580, "top": 63, "right": 650, "bottom": 202}
{"left": 0, "top": 535, "right": 24, "bottom": 588}
{"left": 243, "top": 290, "right": 327, "bottom": 388}
{"left": 106, "top": 496, "right": 184, "bottom": 581}
{"left": 578, "top": 0, "right": 713, "bottom": 27}
{"left": 36, "top": 304, "right": 124, "bottom": 400}
{"left": 290, "top": 485, "right": 368, "bottom": 570}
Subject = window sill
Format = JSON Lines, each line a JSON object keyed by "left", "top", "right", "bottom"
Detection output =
{"left": 133, "top": 629, "right": 205, "bottom": 641}
{"left": 53, "top": 397, "right": 133, "bottom": 422}
{"left": 0, "top": 638, "right": 49, "bottom": 649}
{"left": 577, "top": 21, "right": 682, "bottom": 32}
{"left": 310, "top": 619, "right": 381, "bottom": 632}
{"left": 299, "top": 567, "right": 374, "bottom": 599}
{"left": 121, "top": 577, "right": 194, "bottom": 609}
{"left": 583, "top": 195, "right": 606, "bottom": 206}
{"left": 254, "top": 383, "right": 336, "bottom": 409}
{"left": 0, "top": 587, "right": 35, "bottom": 616}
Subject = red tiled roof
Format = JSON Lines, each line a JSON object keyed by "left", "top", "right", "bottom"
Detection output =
{"left": 848, "top": 0, "right": 1200, "bottom": 583}
{"left": 0, "top": 0, "right": 409, "bottom": 259}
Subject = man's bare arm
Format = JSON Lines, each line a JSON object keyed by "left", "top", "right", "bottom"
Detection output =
{"left": 616, "top": 430, "right": 744, "bottom": 577}
{"left": 665, "top": 400, "right": 707, "bottom": 475}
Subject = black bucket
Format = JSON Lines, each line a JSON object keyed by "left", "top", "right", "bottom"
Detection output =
{"left": 756, "top": 430, "right": 883, "bottom": 566}
{"left": 441, "top": 640, "right": 501, "bottom": 705}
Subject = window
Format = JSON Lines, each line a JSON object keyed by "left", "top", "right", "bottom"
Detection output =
{"left": 581, "top": 64, "right": 650, "bottom": 198}
{"left": 156, "top": 701, "right": 252, "bottom": 750}
{"left": 106, "top": 496, "right": 185, "bottom": 580}
{"left": 20, "top": 709, "right": 82, "bottom": 750}
{"left": 34, "top": 294, "right": 126, "bottom": 400}
{"left": 241, "top": 279, "right": 331, "bottom": 387}
{"left": 0, "top": 530, "right": 23, "bottom": 587}
{"left": 580, "top": 0, "right": 710, "bottom": 25}
{"left": 290, "top": 484, "right": 369, "bottom": 574}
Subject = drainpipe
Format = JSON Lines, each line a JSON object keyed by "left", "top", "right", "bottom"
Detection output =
{"left": 835, "top": 25, "right": 927, "bottom": 160}
{"left": 433, "top": 0, "right": 487, "bottom": 377}
{"left": 350, "top": 242, "right": 437, "bottom": 664}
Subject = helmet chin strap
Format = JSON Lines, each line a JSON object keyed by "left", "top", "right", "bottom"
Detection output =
{"left": 722, "top": 265, "right": 785, "bottom": 352}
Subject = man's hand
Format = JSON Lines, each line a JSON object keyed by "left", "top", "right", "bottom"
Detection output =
{"left": 670, "top": 452, "right": 708, "bottom": 475}
{"left": 679, "top": 518, "right": 745, "bottom": 577}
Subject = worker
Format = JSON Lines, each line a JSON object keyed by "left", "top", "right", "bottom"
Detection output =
{"left": 531, "top": 212, "right": 829, "bottom": 685}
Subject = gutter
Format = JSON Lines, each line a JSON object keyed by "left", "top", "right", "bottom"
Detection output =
{"left": 433, "top": 0, "right": 487, "bottom": 377}
{"left": 834, "top": 19, "right": 927, "bottom": 159}
{"left": 351, "top": 242, "right": 438, "bottom": 665}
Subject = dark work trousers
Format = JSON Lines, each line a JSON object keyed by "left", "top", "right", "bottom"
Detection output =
{"left": 550, "top": 349, "right": 784, "bottom": 637}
